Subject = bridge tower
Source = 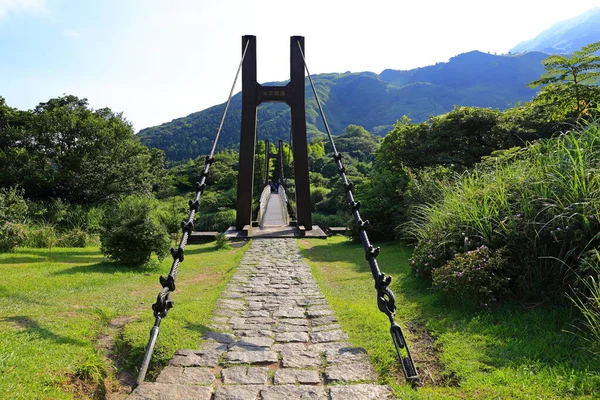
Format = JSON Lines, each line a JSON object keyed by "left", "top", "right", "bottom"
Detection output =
{"left": 235, "top": 35, "right": 312, "bottom": 231}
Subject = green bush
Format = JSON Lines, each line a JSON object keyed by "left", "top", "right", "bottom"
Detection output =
{"left": 196, "top": 209, "right": 236, "bottom": 232}
{"left": 310, "top": 186, "right": 330, "bottom": 212}
{"left": 0, "top": 222, "right": 28, "bottom": 251}
{"left": 100, "top": 195, "right": 170, "bottom": 266}
{"left": 86, "top": 206, "right": 105, "bottom": 234}
{"left": 57, "top": 228, "right": 90, "bottom": 248}
{"left": 0, "top": 186, "right": 29, "bottom": 251}
{"left": 156, "top": 196, "right": 189, "bottom": 237}
{"left": 312, "top": 213, "right": 348, "bottom": 228}
{"left": 25, "top": 224, "right": 56, "bottom": 248}
{"left": 214, "top": 232, "right": 230, "bottom": 249}
{"left": 407, "top": 122, "right": 600, "bottom": 302}
{"left": 0, "top": 186, "right": 28, "bottom": 224}
{"left": 432, "top": 245, "right": 512, "bottom": 308}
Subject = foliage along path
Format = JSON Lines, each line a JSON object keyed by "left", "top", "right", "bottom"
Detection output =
{"left": 130, "top": 238, "right": 393, "bottom": 399}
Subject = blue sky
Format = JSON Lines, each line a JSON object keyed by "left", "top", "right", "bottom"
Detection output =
{"left": 1, "top": 0, "right": 598, "bottom": 131}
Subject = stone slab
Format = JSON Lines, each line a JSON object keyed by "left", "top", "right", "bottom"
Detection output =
{"left": 129, "top": 383, "right": 212, "bottom": 400}
{"left": 274, "top": 369, "right": 321, "bottom": 385}
{"left": 260, "top": 385, "right": 328, "bottom": 400}
{"left": 324, "top": 363, "right": 378, "bottom": 383}
{"left": 222, "top": 366, "right": 269, "bottom": 384}
{"left": 328, "top": 384, "right": 394, "bottom": 400}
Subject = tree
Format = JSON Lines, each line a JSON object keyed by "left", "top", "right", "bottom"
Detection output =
{"left": 324, "top": 125, "right": 379, "bottom": 162}
{"left": 0, "top": 95, "right": 167, "bottom": 203}
{"left": 378, "top": 108, "right": 509, "bottom": 169}
{"left": 529, "top": 41, "right": 600, "bottom": 121}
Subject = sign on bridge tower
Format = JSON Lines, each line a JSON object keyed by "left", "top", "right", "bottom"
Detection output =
{"left": 235, "top": 35, "right": 312, "bottom": 231}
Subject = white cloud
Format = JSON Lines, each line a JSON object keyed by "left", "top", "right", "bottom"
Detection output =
{"left": 0, "top": 0, "right": 47, "bottom": 20}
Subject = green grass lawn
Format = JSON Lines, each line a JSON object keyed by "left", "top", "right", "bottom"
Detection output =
{"left": 299, "top": 236, "right": 600, "bottom": 399}
{"left": 0, "top": 241, "right": 247, "bottom": 399}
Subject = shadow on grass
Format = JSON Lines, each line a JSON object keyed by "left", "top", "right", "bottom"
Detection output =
{"left": 183, "top": 246, "right": 222, "bottom": 256}
{"left": 1, "top": 249, "right": 104, "bottom": 264}
{"left": 50, "top": 261, "right": 148, "bottom": 275}
{"left": 2, "top": 316, "right": 87, "bottom": 346}
{"left": 49, "top": 245, "right": 233, "bottom": 276}
{"left": 183, "top": 322, "right": 211, "bottom": 336}
{"left": 300, "top": 238, "right": 599, "bottom": 376}
{"left": 0, "top": 256, "right": 48, "bottom": 264}
{"left": 0, "top": 286, "right": 51, "bottom": 306}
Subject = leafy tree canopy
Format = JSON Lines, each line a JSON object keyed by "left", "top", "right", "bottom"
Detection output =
{"left": 377, "top": 105, "right": 556, "bottom": 170}
{"left": 0, "top": 95, "right": 167, "bottom": 203}
{"left": 324, "top": 124, "right": 379, "bottom": 163}
{"left": 529, "top": 41, "right": 600, "bottom": 121}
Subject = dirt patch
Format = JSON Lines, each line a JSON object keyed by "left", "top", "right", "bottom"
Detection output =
{"left": 94, "top": 316, "right": 138, "bottom": 399}
{"left": 298, "top": 239, "right": 313, "bottom": 249}
{"left": 185, "top": 271, "right": 223, "bottom": 285}
{"left": 63, "top": 373, "right": 106, "bottom": 400}
{"left": 405, "top": 320, "right": 458, "bottom": 387}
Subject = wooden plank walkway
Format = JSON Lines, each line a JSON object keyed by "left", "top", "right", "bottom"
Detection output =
{"left": 130, "top": 238, "right": 393, "bottom": 399}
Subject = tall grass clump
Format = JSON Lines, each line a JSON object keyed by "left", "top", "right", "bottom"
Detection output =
{"left": 405, "top": 121, "right": 600, "bottom": 304}
{"left": 570, "top": 249, "right": 600, "bottom": 355}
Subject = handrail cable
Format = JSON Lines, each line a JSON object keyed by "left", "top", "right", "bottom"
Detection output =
{"left": 296, "top": 40, "right": 419, "bottom": 383}
{"left": 135, "top": 39, "right": 251, "bottom": 387}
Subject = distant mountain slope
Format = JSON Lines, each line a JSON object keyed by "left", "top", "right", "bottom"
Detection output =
{"left": 139, "top": 51, "right": 547, "bottom": 162}
{"left": 511, "top": 7, "right": 600, "bottom": 54}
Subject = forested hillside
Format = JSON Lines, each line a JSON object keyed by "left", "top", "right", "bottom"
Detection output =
{"left": 138, "top": 51, "right": 547, "bottom": 162}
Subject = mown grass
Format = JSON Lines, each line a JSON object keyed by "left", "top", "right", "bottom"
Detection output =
{"left": 299, "top": 235, "right": 600, "bottom": 399}
{"left": 0, "top": 241, "right": 247, "bottom": 399}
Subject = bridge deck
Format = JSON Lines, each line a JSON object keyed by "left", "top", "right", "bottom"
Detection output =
{"left": 130, "top": 239, "right": 394, "bottom": 399}
{"left": 223, "top": 192, "right": 328, "bottom": 238}
{"left": 261, "top": 193, "right": 286, "bottom": 227}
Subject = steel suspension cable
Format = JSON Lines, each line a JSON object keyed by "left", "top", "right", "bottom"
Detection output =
{"left": 296, "top": 41, "right": 419, "bottom": 383}
{"left": 135, "top": 40, "right": 250, "bottom": 387}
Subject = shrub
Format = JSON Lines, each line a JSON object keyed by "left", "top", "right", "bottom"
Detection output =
{"left": 310, "top": 186, "right": 330, "bottom": 212}
{"left": 402, "top": 166, "right": 456, "bottom": 216}
{"left": 432, "top": 245, "right": 512, "bottom": 308}
{"left": 156, "top": 196, "right": 189, "bottom": 238}
{"left": 57, "top": 228, "right": 90, "bottom": 248}
{"left": 406, "top": 123, "right": 600, "bottom": 302}
{"left": 0, "top": 185, "right": 29, "bottom": 252}
{"left": 0, "top": 186, "right": 28, "bottom": 224}
{"left": 214, "top": 232, "right": 230, "bottom": 249}
{"left": 100, "top": 195, "right": 170, "bottom": 266}
{"left": 196, "top": 209, "right": 236, "bottom": 232}
{"left": 86, "top": 206, "right": 105, "bottom": 234}
{"left": 312, "top": 213, "right": 348, "bottom": 228}
{"left": 25, "top": 224, "right": 56, "bottom": 248}
{"left": 0, "top": 222, "right": 28, "bottom": 251}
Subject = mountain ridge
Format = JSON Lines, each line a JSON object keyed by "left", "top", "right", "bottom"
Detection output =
{"left": 510, "top": 7, "right": 600, "bottom": 54}
{"left": 139, "top": 51, "right": 547, "bottom": 161}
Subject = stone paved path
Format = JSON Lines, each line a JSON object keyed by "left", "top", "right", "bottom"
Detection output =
{"left": 130, "top": 239, "right": 393, "bottom": 400}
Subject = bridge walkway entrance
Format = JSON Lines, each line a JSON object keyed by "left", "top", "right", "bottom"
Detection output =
{"left": 130, "top": 238, "right": 394, "bottom": 399}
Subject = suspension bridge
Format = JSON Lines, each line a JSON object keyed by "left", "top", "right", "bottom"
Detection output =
{"left": 130, "top": 36, "right": 418, "bottom": 399}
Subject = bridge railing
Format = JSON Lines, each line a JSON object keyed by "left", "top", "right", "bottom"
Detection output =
{"left": 279, "top": 185, "right": 290, "bottom": 226}
{"left": 256, "top": 184, "right": 272, "bottom": 225}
